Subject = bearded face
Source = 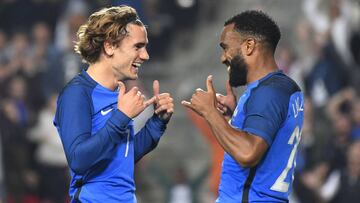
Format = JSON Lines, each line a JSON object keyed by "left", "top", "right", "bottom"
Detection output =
{"left": 228, "top": 53, "right": 248, "bottom": 87}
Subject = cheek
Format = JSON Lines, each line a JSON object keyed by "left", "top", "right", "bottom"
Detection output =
{"left": 115, "top": 56, "right": 133, "bottom": 70}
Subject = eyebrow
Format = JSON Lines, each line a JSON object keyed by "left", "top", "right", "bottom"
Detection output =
{"left": 134, "top": 42, "right": 147, "bottom": 48}
{"left": 219, "top": 42, "right": 227, "bottom": 49}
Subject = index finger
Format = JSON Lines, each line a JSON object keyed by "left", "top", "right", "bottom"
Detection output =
{"left": 144, "top": 96, "right": 156, "bottom": 107}
{"left": 153, "top": 80, "right": 160, "bottom": 96}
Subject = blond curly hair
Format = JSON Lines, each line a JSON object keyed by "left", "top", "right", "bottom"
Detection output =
{"left": 74, "top": 6, "right": 143, "bottom": 64}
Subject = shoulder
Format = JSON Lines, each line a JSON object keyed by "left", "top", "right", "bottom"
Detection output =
{"left": 250, "top": 73, "right": 301, "bottom": 102}
{"left": 58, "top": 73, "right": 95, "bottom": 103}
{"left": 257, "top": 72, "right": 301, "bottom": 95}
{"left": 244, "top": 73, "right": 302, "bottom": 118}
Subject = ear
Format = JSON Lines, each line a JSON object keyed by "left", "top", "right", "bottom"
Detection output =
{"left": 103, "top": 41, "right": 115, "bottom": 56}
{"left": 243, "top": 38, "right": 256, "bottom": 56}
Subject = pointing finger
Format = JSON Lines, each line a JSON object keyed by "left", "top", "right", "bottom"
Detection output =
{"left": 153, "top": 80, "right": 160, "bottom": 96}
{"left": 144, "top": 96, "right": 156, "bottom": 107}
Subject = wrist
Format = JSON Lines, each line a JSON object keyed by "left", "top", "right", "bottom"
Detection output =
{"left": 118, "top": 107, "right": 133, "bottom": 118}
{"left": 152, "top": 114, "right": 169, "bottom": 125}
{"left": 203, "top": 108, "right": 220, "bottom": 122}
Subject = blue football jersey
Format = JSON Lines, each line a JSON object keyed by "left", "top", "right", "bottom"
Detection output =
{"left": 54, "top": 70, "right": 167, "bottom": 202}
{"left": 216, "top": 71, "right": 304, "bottom": 203}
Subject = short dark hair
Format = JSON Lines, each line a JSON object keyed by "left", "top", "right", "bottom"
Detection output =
{"left": 225, "top": 10, "right": 281, "bottom": 52}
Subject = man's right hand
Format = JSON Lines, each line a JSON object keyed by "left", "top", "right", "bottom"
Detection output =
{"left": 117, "top": 81, "right": 156, "bottom": 118}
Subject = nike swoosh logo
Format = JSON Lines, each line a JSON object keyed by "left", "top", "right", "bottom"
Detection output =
{"left": 101, "top": 108, "right": 113, "bottom": 116}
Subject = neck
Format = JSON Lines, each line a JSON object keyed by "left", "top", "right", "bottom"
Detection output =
{"left": 247, "top": 52, "right": 279, "bottom": 83}
{"left": 87, "top": 60, "right": 117, "bottom": 90}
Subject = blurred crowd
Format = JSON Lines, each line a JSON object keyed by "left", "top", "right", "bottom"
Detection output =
{"left": 0, "top": 0, "right": 360, "bottom": 203}
{"left": 275, "top": 0, "right": 360, "bottom": 202}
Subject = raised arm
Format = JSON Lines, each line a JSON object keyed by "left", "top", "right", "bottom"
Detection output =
{"left": 182, "top": 76, "right": 287, "bottom": 167}
{"left": 134, "top": 80, "right": 173, "bottom": 162}
{"left": 54, "top": 86, "right": 131, "bottom": 174}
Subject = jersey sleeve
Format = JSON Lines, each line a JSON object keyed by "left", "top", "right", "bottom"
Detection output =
{"left": 133, "top": 115, "right": 167, "bottom": 162}
{"left": 242, "top": 86, "right": 289, "bottom": 146}
{"left": 54, "top": 86, "right": 131, "bottom": 174}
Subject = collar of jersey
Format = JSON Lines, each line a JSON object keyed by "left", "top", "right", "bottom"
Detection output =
{"left": 247, "top": 70, "right": 283, "bottom": 90}
{"left": 82, "top": 69, "right": 118, "bottom": 93}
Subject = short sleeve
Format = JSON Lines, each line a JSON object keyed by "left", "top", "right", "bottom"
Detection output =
{"left": 242, "top": 86, "right": 289, "bottom": 145}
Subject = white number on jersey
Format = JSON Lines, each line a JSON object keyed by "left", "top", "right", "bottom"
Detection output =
{"left": 125, "top": 129, "right": 130, "bottom": 157}
{"left": 270, "top": 126, "right": 301, "bottom": 193}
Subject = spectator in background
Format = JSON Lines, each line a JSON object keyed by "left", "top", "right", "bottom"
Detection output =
{"left": 142, "top": 0, "right": 174, "bottom": 58}
{"left": 327, "top": 88, "right": 360, "bottom": 140}
{"left": 6, "top": 76, "right": 29, "bottom": 127}
{"left": 0, "top": 98, "right": 33, "bottom": 202}
{"left": 303, "top": 0, "right": 357, "bottom": 67}
{"left": 27, "top": 22, "right": 64, "bottom": 111}
{"left": 54, "top": 0, "right": 88, "bottom": 83}
{"left": 29, "top": 93, "right": 68, "bottom": 203}
{"left": 169, "top": 167, "right": 192, "bottom": 203}
{"left": 1, "top": 31, "right": 30, "bottom": 83}
{"left": 302, "top": 0, "right": 360, "bottom": 109}
{"left": 0, "top": 30, "right": 7, "bottom": 64}
{"left": 148, "top": 162, "right": 208, "bottom": 203}
{"left": 305, "top": 41, "right": 349, "bottom": 108}
{"left": 0, "top": 30, "right": 9, "bottom": 97}
{"left": 331, "top": 140, "right": 360, "bottom": 203}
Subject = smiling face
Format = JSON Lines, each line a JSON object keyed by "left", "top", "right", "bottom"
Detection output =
{"left": 220, "top": 23, "right": 249, "bottom": 87}
{"left": 110, "top": 24, "right": 149, "bottom": 81}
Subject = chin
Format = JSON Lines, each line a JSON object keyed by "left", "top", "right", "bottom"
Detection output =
{"left": 127, "top": 75, "right": 138, "bottom": 80}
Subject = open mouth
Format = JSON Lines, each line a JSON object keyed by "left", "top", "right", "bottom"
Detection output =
{"left": 132, "top": 62, "right": 141, "bottom": 68}
{"left": 224, "top": 60, "right": 231, "bottom": 72}
{"left": 131, "top": 62, "right": 141, "bottom": 73}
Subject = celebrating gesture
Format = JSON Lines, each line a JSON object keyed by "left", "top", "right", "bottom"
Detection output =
{"left": 54, "top": 6, "right": 173, "bottom": 202}
{"left": 181, "top": 10, "right": 304, "bottom": 203}
{"left": 216, "top": 80, "right": 237, "bottom": 119}
{"left": 117, "top": 81, "right": 156, "bottom": 118}
{"left": 153, "top": 80, "right": 174, "bottom": 122}
{"left": 182, "top": 75, "right": 218, "bottom": 117}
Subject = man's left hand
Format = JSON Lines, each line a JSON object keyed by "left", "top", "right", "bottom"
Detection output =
{"left": 153, "top": 80, "right": 174, "bottom": 122}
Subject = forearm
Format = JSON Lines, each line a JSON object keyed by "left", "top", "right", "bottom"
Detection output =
{"left": 204, "top": 110, "right": 260, "bottom": 167}
{"left": 134, "top": 115, "right": 167, "bottom": 162}
{"left": 63, "top": 110, "right": 131, "bottom": 174}
{"left": 67, "top": 130, "right": 117, "bottom": 174}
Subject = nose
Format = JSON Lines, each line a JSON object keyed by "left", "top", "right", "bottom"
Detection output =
{"left": 140, "top": 48, "right": 150, "bottom": 61}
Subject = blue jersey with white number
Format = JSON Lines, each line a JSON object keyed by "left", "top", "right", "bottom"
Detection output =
{"left": 216, "top": 71, "right": 304, "bottom": 203}
{"left": 54, "top": 70, "right": 167, "bottom": 203}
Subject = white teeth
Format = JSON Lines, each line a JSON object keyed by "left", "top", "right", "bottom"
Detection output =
{"left": 133, "top": 63, "right": 141, "bottom": 67}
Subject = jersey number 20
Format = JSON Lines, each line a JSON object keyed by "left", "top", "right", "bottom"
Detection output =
{"left": 271, "top": 126, "right": 301, "bottom": 193}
